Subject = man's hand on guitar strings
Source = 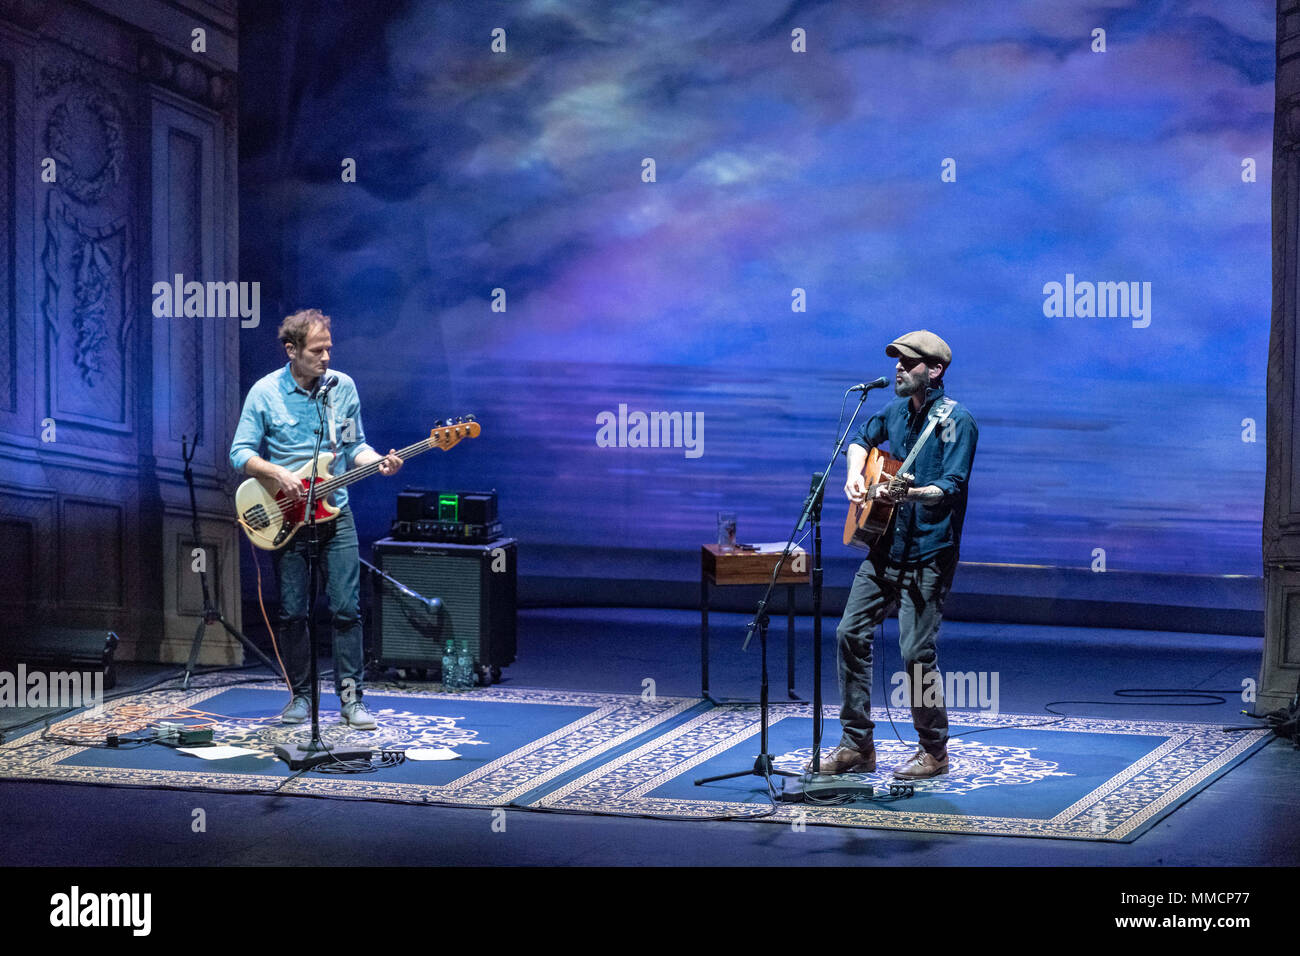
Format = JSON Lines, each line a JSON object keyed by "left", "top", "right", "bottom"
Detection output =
{"left": 273, "top": 465, "right": 305, "bottom": 500}
{"left": 872, "top": 484, "right": 906, "bottom": 504}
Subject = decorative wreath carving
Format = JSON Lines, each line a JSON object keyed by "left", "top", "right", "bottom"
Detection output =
{"left": 44, "top": 83, "right": 124, "bottom": 206}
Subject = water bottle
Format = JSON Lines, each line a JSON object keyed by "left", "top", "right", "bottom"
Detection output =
{"left": 456, "top": 640, "right": 474, "bottom": 689}
{"left": 441, "top": 640, "right": 457, "bottom": 688}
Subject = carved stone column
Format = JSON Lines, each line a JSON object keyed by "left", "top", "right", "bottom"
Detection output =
{"left": 1263, "top": 0, "right": 1300, "bottom": 713}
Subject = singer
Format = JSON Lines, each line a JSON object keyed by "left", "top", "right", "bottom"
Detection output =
{"left": 229, "top": 309, "right": 403, "bottom": 729}
{"left": 818, "top": 330, "right": 978, "bottom": 779}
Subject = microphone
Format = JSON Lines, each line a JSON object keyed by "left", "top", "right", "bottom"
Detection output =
{"left": 357, "top": 557, "right": 442, "bottom": 611}
{"left": 848, "top": 376, "right": 890, "bottom": 392}
{"left": 393, "top": 578, "right": 442, "bottom": 611}
{"left": 312, "top": 374, "right": 340, "bottom": 400}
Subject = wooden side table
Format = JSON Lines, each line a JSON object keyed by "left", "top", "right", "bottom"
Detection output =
{"left": 700, "top": 543, "right": 809, "bottom": 703}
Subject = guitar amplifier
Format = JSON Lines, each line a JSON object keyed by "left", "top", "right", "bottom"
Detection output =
{"left": 392, "top": 518, "right": 504, "bottom": 544}
{"left": 391, "top": 489, "right": 501, "bottom": 543}
{"left": 396, "top": 490, "right": 432, "bottom": 523}
{"left": 371, "top": 537, "right": 517, "bottom": 681}
{"left": 408, "top": 520, "right": 504, "bottom": 541}
{"left": 396, "top": 488, "right": 498, "bottom": 522}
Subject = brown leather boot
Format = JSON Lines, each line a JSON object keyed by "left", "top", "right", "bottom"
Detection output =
{"left": 893, "top": 747, "right": 949, "bottom": 779}
{"left": 805, "top": 745, "right": 876, "bottom": 775}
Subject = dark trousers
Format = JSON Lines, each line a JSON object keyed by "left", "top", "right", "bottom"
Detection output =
{"left": 273, "top": 505, "right": 365, "bottom": 702}
{"left": 835, "top": 547, "right": 958, "bottom": 757}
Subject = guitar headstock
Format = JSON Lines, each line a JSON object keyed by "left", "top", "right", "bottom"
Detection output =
{"left": 429, "top": 415, "right": 481, "bottom": 449}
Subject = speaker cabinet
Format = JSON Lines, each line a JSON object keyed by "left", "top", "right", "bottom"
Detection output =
{"left": 372, "top": 538, "right": 517, "bottom": 678}
{"left": 0, "top": 627, "right": 121, "bottom": 689}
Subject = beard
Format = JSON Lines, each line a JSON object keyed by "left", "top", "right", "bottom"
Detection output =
{"left": 894, "top": 370, "right": 926, "bottom": 397}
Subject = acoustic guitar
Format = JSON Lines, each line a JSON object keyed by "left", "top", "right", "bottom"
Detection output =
{"left": 234, "top": 417, "right": 480, "bottom": 551}
{"left": 842, "top": 446, "right": 913, "bottom": 550}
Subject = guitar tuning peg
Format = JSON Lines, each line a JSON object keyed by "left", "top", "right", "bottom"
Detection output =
{"left": 464, "top": 414, "right": 476, "bottom": 422}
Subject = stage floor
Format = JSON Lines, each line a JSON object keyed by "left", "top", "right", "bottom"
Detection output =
{"left": 0, "top": 608, "right": 1292, "bottom": 866}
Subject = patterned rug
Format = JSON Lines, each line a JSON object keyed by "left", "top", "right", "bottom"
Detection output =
{"left": 0, "top": 684, "right": 1269, "bottom": 840}
{"left": 529, "top": 704, "right": 1274, "bottom": 841}
{"left": 0, "top": 676, "right": 700, "bottom": 806}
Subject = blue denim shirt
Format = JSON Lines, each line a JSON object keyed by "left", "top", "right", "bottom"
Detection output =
{"left": 229, "top": 363, "right": 375, "bottom": 508}
{"left": 849, "top": 383, "right": 978, "bottom": 564}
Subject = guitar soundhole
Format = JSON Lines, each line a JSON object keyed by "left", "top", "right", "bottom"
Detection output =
{"left": 244, "top": 504, "right": 271, "bottom": 530}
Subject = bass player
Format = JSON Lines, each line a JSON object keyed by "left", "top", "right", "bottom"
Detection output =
{"left": 229, "top": 308, "right": 403, "bottom": 729}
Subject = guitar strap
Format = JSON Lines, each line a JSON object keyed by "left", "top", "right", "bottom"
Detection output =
{"left": 897, "top": 397, "right": 955, "bottom": 476}
{"left": 326, "top": 397, "right": 338, "bottom": 447}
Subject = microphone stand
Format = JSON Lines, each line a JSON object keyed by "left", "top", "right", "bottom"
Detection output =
{"left": 180, "top": 432, "right": 280, "bottom": 689}
{"left": 693, "top": 382, "right": 885, "bottom": 800}
{"left": 358, "top": 556, "right": 442, "bottom": 613}
{"left": 358, "top": 556, "right": 443, "bottom": 679}
{"left": 805, "top": 470, "right": 825, "bottom": 775}
{"left": 692, "top": 561, "right": 799, "bottom": 797}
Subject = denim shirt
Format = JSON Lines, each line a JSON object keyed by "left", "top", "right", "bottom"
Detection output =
{"left": 849, "top": 383, "right": 978, "bottom": 564}
{"left": 229, "top": 363, "right": 375, "bottom": 508}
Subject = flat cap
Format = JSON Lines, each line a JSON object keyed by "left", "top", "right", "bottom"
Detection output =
{"left": 886, "top": 330, "right": 952, "bottom": 367}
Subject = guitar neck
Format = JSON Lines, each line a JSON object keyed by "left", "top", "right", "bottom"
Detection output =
{"left": 313, "top": 437, "right": 439, "bottom": 497}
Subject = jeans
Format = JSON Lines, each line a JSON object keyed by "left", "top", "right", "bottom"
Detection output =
{"left": 273, "top": 505, "right": 365, "bottom": 702}
{"left": 835, "top": 547, "right": 958, "bottom": 757}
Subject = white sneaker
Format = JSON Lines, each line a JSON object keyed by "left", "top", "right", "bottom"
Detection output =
{"left": 340, "top": 700, "right": 377, "bottom": 730}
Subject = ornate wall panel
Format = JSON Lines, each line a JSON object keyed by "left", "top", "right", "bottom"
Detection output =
{"left": 38, "top": 58, "right": 134, "bottom": 433}
{"left": 148, "top": 85, "right": 239, "bottom": 664}
{"left": 58, "top": 497, "right": 123, "bottom": 607}
{"left": 0, "top": 56, "right": 13, "bottom": 414}
{"left": 0, "top": 0, "right": 239, "bottom": 664}
{"left": 175, "top": 533, "right": 223, "bottom": 617}
{"left": 0, "top": 19, "right": 36, "bottom": 443}
{"left": 149, "top": 96, "right": 217, "bottom": 464}
{"left": 0, "top": 488, "right": 55, "bottom": 607}
{"left": 0, "top": 520, "right": 34, "bottom": 606}
{"left": 166, "top": 127, "right": 202, "bottom": 443}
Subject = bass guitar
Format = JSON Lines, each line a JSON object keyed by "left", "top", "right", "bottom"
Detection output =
{"left": 234, "top": 416, "right": 480, "bottom": 551}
